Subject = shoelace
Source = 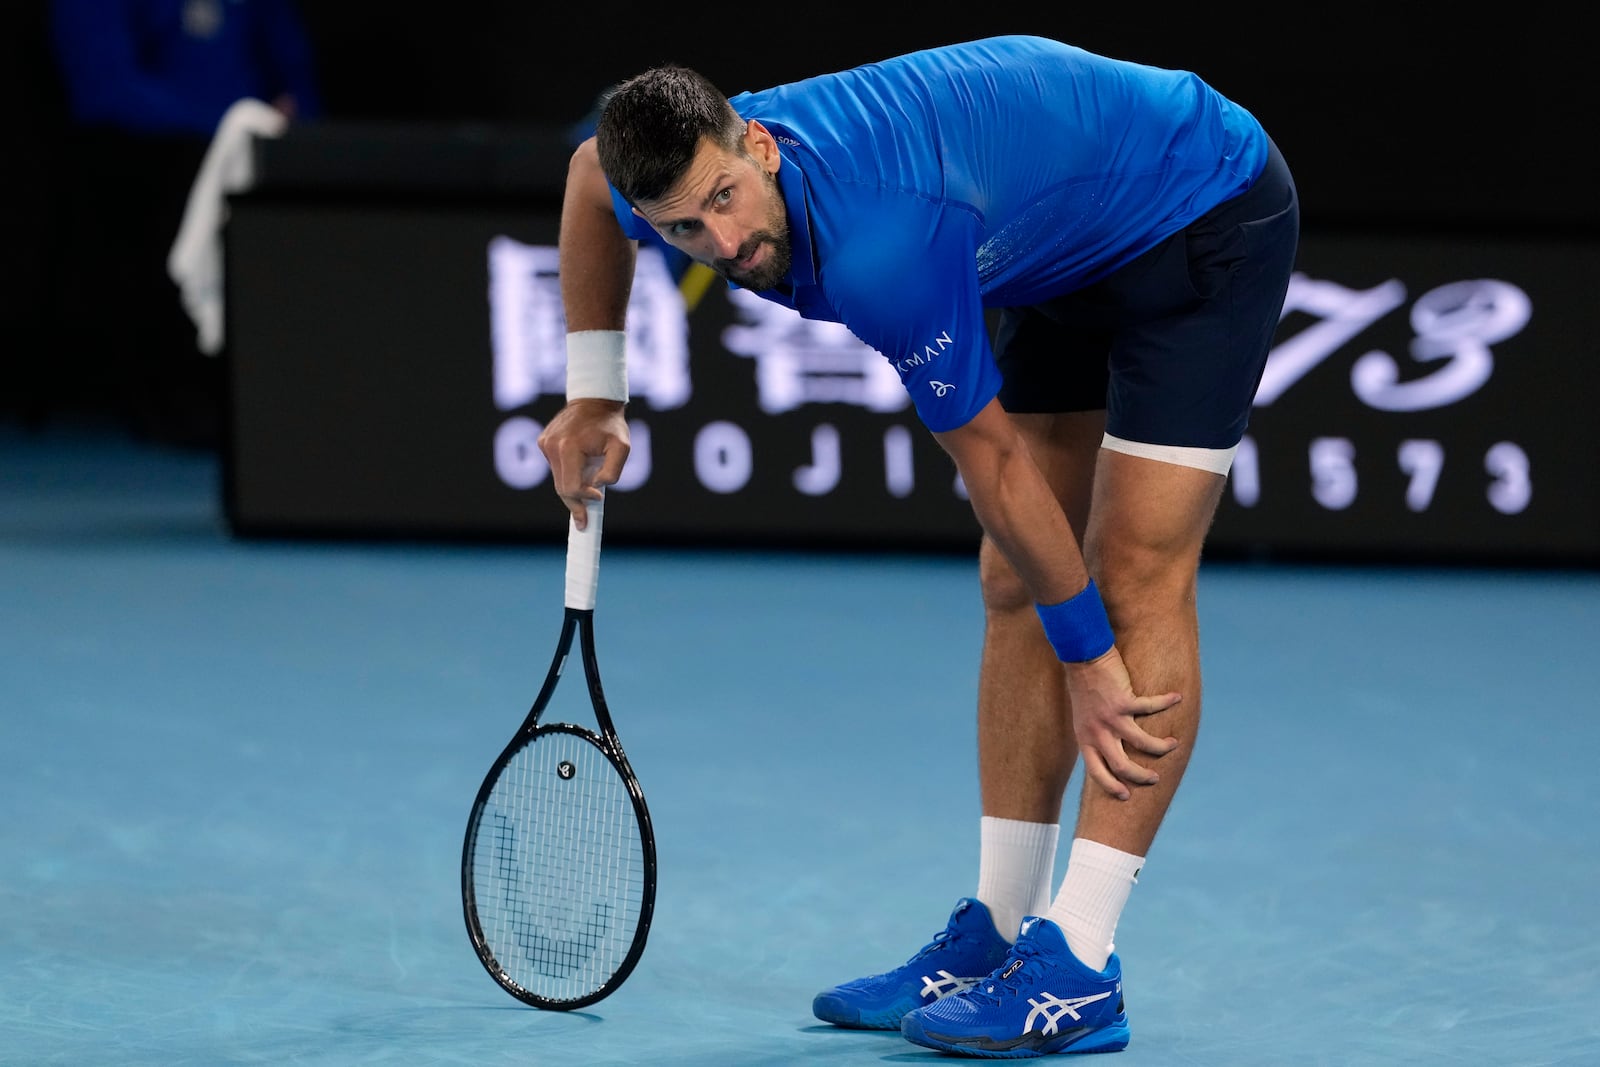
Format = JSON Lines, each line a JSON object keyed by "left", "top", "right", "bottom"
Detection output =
{"left": 908, "top": 924, "right": 957, "bottom": 961}
{"left": 860, "top": 919, "right": 962, "bottom": 981}
{"left": 965, "top": 936, "right": 1048, "bottom": 1005}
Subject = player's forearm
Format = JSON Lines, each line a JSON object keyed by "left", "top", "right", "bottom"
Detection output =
{"left": 968, "top": 454, "right": 1119, "bottom": 665}
{"left": 936, "top": 404, "right": 1089, "bottom": 604}
{"left": 559, "top": 138, "right": 637, "bottom": 333}
{"left": 973, "top": 456, "right": 1089, "bottom": 603}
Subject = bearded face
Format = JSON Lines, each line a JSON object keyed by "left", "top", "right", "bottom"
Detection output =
{"left": 635, "top": 131, "right": 795, "bottom": 293}
{"left": 710, "top": 164, "right": 793, "bottom": 292}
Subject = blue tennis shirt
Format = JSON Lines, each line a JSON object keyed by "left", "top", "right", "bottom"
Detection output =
{"left": 609, "top": 35, "right": 1269, "bottom": 432}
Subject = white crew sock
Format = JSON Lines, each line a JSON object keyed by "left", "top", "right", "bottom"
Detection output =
{"left": 1045, "top": 837, "right": 1144, "bottom": 971}
{"left": 976, "top": 816, "right": 1059, "bottom": 943}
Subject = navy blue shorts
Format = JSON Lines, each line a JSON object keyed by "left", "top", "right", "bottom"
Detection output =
{"left": 993, "top": 138, "right": 1300, "bottom": 452}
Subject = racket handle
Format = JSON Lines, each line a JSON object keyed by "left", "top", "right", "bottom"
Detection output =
{"left": 565, "top": 489, "right": 605, "bottom": 610}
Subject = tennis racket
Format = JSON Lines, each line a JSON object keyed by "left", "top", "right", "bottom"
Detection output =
{"left": 461, "top": 487, "right": 656, "bottom": 1010}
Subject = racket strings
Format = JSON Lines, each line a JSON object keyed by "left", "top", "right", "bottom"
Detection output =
{"left": 473, "top": 730, "right": 646, "bottom": 1001}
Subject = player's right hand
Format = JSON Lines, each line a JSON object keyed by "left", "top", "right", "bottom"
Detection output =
{"left": 537, "top": 398, "right": 630, "bottom": 529}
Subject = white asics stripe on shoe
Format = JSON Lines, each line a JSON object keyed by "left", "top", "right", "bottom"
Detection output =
{"left": 918, "top": 970, "right": 981, "bottom": 1000}
{"left": 1024, "top": 990, "right": 1114, "bottom": 1035}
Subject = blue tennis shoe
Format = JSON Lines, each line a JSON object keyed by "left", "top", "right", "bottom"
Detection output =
{"left": 900, "top": 915, "right": 1129, "bottom": 1057}
{"left": 812, "top": 898, "right": 1013, "bottom": 1030}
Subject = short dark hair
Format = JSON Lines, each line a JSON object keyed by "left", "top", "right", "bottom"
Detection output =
{"left": 595, "top": 65, "right": 745, "bottom": 204}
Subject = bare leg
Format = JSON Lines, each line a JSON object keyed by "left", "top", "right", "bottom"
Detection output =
{"left": 1074, "top": 448, "right": 1226, "bottom": 854}
{"left": 977, "top": 411, "right": 1103, "bottom": 824}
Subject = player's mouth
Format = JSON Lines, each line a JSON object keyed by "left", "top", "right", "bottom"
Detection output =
{"left": 728, "top": 242, "right": 765, "bottom": 273}
{"left": 732, "top": 247, "right": 764, "bottom": 275}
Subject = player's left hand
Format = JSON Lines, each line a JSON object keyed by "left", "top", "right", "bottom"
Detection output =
{"left": 1063, "top": 646, "right": 1181, "bottom": 801}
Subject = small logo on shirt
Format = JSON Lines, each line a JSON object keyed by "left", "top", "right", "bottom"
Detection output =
{"left": 930, "top": 381, "right": 954, "bottom": 397}
{"left": 893, "top": 329, "right": 956, "bottom": 374}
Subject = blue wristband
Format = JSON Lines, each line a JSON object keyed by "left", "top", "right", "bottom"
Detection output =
{"left": 1035, "top": 579, "right": 1115, "bottom": 663}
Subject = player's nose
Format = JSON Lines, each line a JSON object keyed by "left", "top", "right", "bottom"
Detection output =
{"left": 705, "top": 218, "right": 743, "bottom": 259}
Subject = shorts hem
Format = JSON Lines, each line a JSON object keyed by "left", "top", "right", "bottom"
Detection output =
{"left": 1101, "top": 433, "right": 1236, "bottom": 475}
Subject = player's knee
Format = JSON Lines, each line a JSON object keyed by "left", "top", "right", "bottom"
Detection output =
{"left": 978, "top": 535, "right": 1033, "bottom": 614}
{"left": 1087, "top": 536, "right": 1198, "bottom": 627}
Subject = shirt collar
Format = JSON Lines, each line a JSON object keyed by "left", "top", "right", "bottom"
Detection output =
{"left": 772, "top": 146, "right": 818, "bottom": 290}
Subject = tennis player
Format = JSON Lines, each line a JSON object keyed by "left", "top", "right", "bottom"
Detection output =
{"left": 539, "top": 35, "right": 1299, "bottom": 1056}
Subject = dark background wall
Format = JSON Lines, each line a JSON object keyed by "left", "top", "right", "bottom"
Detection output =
{"left": 293, "top": 2, "right": 1592, "bottom": 232}
{"left": 6, "top": 1, "right": 1592, "bottom": 302}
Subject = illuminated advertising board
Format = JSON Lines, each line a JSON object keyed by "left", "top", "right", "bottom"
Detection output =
{"left": 225, "top": 198, "right": 1599, "bottom": 563}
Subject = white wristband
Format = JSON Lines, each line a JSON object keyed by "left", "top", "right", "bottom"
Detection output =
{"left": 564, "top": 330, "right": 628, "bottom": 402}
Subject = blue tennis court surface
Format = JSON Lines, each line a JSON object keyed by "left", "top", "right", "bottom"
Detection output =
{"left": 4, "top": 420, "right": 1598, "bottom": 1065}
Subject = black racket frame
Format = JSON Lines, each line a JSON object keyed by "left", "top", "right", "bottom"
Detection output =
{"left": 461, "top": 605, "right": 657, "bottom": 1010}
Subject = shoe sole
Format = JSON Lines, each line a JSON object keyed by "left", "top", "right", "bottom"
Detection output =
{"left": 900, "top": 1013, "right": 1131, "bottom": 1058}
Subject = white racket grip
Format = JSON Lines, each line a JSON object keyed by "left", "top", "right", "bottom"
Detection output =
{"left": 565, "top": 490, "right": 605, "bottom": 610}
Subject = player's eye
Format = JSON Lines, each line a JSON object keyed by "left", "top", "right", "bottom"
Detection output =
{"left": 714, "top": 187, "right": 733, "bottom": 207}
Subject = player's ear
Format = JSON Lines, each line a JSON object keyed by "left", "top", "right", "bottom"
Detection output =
{"left": 744, "top": 119, "right": 782, "bottom": 174}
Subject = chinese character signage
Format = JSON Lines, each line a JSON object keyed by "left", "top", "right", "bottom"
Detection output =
{"left": 224, "top": 199, "right": 1599, "bottom": 564}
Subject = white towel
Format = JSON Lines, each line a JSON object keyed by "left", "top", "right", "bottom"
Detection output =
{"left": 167, "top": 98, "right": 289, "bottom": 355}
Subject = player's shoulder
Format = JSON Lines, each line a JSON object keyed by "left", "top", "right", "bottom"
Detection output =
{"left": 733, "top": 35, "right": 1068, "bottom": 107}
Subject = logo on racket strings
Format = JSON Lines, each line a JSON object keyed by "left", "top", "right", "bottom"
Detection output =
{"left": 557, "top": 760, "right": 576, "bottom": 780}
